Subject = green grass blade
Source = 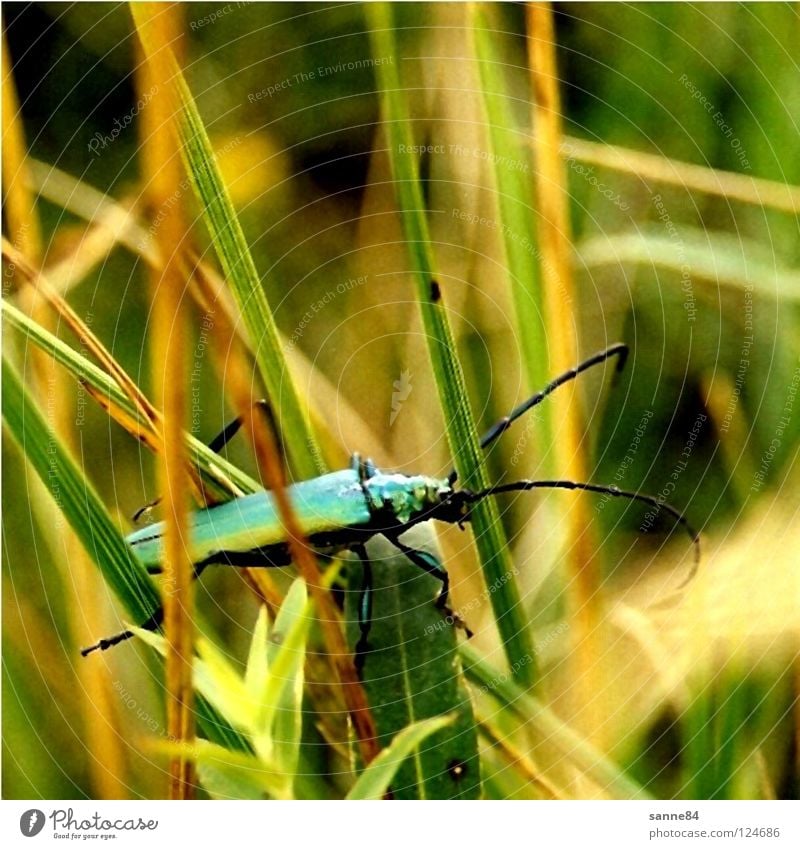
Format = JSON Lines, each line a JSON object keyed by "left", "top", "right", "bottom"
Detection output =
{"left": 258, "top": 579, "right": 310, "bottom": 785}
{"left": 195, "top": 700, "right": 251, "bottom": 755}
{"left": 137, "top": 584, "right": 311, "bottom": 798}
{"left": 2, "top": 300, "right": 260, "bottom": 497}
{"left": 2, "top": 356, "right": 160, "bottom": 622}
{"left": 460, "top": 644, "right": 651, "bottom": 800}
{"left": 681, "top": 688, "right": 715, "bottom": 799}
{"left": 3, "top": 346, "right": 252, "bottom": 757}
{"left": 193, "top": 748, "right": 274, "bottom": 800}
{"left": 472, "top": 8, "right": 549, "bottom": 396}
{"left": 160, "top": 739, "right": 285, "bottom": 799}
{"left": 346, "top": 714, "right": 455, "bottom": 800}
{"left": 130, "top": 4, "right": 323, "bottom": 481}
{"left": 345, "top": 533, "right": 480, "bottom": 799}
{"left": 368, "top": 3, "right": 537, "bottom": 687}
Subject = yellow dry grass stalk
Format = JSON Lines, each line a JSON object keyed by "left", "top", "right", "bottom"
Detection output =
{"left": 1, "top": 33, "right": 41, "bottom": 258}
{"left": 188, "top": 264, "right": 380, "bottom": 762}
{"left": 528, "top": 1, "right": 606, "bottom": 747}
{"left": 2, "top": 30, "right": 129, "bottom": 798}
{"left": 249, "top": 399, "right": 381, "bottom": 764}
{"left": 130, "top": 3, "right": 379, "bottom": 765}
{"left": 527, "top": 4, "right": 599, "bottom": 604}
{"left": 477, "top": 719, "right": 563, "bottom": 799}
{"left": 560, "top": 135, "right": 800, "bottom": 215}
{"left": 25, "top": 158, "right": 375, "bottom": 464}
{"left": 133, "top": 1, "right": 194, "bottom": 799}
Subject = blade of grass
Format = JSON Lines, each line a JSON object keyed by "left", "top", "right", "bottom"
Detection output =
{"left": 578, "top": 228, "right": 800, "bottom": 301}
{"left": 136, "top": 2, "right": 194, "bottom": 798}
{"left": 3, "top": 31, "right": 130, "bottom": 797}
{"left": 345, "top": 533, "right": 481, "bottom": 798}
{"left": 258, "top": 582, "right": 310, "bottom": 784}
{"left": 471, "top": 6, "right": 550, "bottom": 420}
{"left": 2, "top": 356, "right": 161, "bottom": 626}
{"left": 130, "top": 2, "right": 323, "bottom": 482}
{"left": 369, "top": 1, "right": 537, "bottom": 688}
{"left": 476, "top": 717, "right": 562, "bottom": 799}
{"left": 2, "top": 299, "right": 260, "bottom": 498}
{"left": 560, "top": 135, "right": 800, "bottom": 215}
{"left": 460, "top": 643, "right": 651, "bottom": 799}
{"left": 346, "top": 715, "right": 454, "bottom": 800}
{"left": 164, "top": 739, "right": 284, "bottom": 799}
{"left": 528, "top": 1, "right": 605, "bottom": 747}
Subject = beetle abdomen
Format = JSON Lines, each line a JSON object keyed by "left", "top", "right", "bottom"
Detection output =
{"left": 127, "top": 469, "right": 371, "bottom": 568}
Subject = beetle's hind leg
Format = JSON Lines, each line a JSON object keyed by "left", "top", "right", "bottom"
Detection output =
{"left": 81, "top": 564, "right": 209, "bottom": 657}
{"left": 81, "top": 607, "right": 163, "bottom": 656}
{"left": 385, "top": 535, "right": 473, "bottom": 639}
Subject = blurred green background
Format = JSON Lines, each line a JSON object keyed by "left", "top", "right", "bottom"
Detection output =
{"left": 3, "top": 2, "right": 798, "bottom": 799}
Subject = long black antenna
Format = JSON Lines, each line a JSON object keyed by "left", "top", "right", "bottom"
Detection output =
{"left": 466, "top": 478, "right": 700, "bottom": 587}
{"left": 448, "top": 343, "right": 628, "bottom": 485}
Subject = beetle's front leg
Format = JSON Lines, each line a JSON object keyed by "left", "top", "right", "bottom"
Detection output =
{"left": 384, "top": 535, "right": 473, "bottom": 638}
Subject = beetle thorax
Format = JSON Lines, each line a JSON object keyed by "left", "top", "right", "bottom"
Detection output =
{"left": 364, "top": 473, "right": 450, "bottom": 525}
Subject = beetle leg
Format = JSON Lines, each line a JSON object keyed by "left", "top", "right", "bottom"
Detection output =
{"left": 386, "top": 536, "right": 474, "bottom": 638}
{"left": 132, "top": 399, "right": 283, "bottom": 523}
{"left": 350, "top": 453, "right": 377, "bottom": 484}
{"left": 386, "top": 535, "right": 449, "bottom": 607}
{"left": 80, "top": 607, "right": 163, "bottom": 657}
{"left": 351, "top": 544, "right": 374, "bottom": 676}
{"left": 205, "top": 399, "right": 282, "bottom": 456}
{"left": 81, "top": 564, "right": 209, "bottom": 656}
